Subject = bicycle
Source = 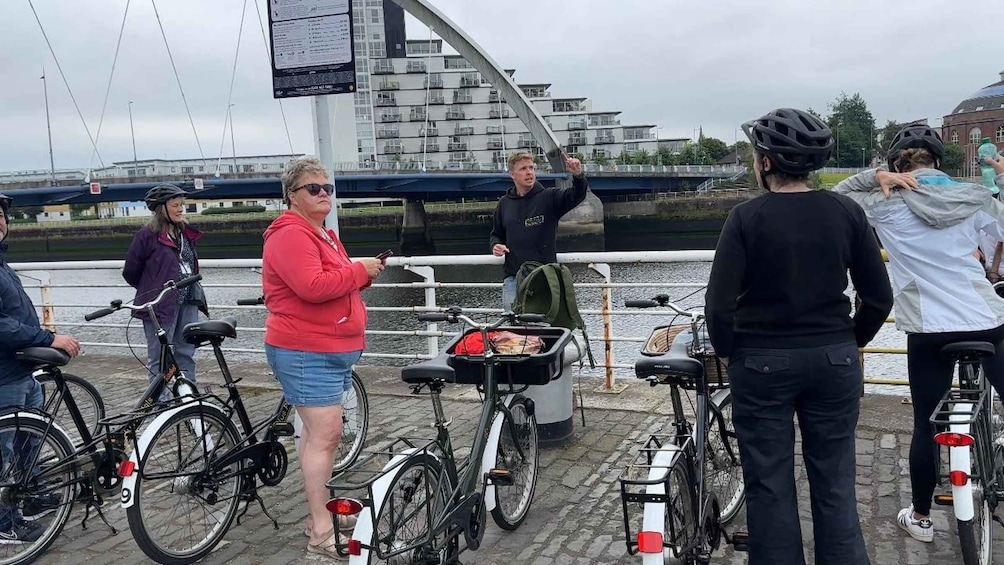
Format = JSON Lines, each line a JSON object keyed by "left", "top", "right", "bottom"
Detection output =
{"left": 618, "top": 294, "right": 745, "bottom": 565}
{"left": 235, "top": 295, "right": 369, "bottom": 475}
{"left": 325, "top": 306, "right": 564, "bottom": 564}
{"left": 121, "top": 298, "right": 370, "bottom": 565}
{"left": 929, "top": 341, "right": 1004, "bottom": 565}
{"left": 0, "top": 275, "right": 205, "bottom": 565}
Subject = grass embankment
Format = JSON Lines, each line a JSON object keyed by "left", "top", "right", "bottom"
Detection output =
{"left": 817, "top": 172, "right": 852, "bottom": 189}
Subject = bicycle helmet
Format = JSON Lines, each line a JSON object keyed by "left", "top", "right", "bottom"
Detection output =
{"left": 0, "top": 193, "right": 10, "bottom": 214}
{"left": 144, "top": 184, "right": 187, "bottom": 211}
{"left": 886, "top": 124, "right": 944, "bottom": 171}
{"left": 741, "top": 108, "right": 834, "bottom": 177}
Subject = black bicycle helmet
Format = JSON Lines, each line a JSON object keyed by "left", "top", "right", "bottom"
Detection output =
{"left": 0, "top": 193, "right": 10, "bottom": 213}
{"left": 144, "top": 184, "right": 187, "bottom": 211}
{"left": 741, "top": 108, "right": 834, "bottom": 176}
{"left": 886, "top": 124, "right": 944, "bottom": 171}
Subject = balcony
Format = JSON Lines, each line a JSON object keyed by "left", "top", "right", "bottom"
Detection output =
{"left": 406, "top": 61, "right": 427, "bottom": 73}
{"left": 595, "top": 134, "right": 616, "bottom": 144}
{"left": 487, "top": 140, "right": 505, "bottom": 149}
{"left": 448, "top": 141, "right": 468, "bottom": 151}
{"left": 427, "top": 93, "right": 445, "bottom": 105}
{"left": 376, "top": 128, "right": 400, "bottom": 139}
{"left": 489, "top": 92, "right": 501, "bottom": 103}
{"left": 383, "top": 144, "right": 404, "bottom": 154}
{"left": 489, "top": 109, "right": 510, "bottom": 119}
{"left": 378, "top": 111, "right": 402, "bottom": 123}
{"left": 486, "top": 125, "right": 503, "bottom": 134}
{"left": 424, "top": 77, "right": 444, "bottom": 89}
{"left": 454, "top": 125, "right": 474, "bottom": 136}
{"left": 421, "top": 142, "right": 440, "bottom": 152}
{"left": 568, "top": 134, "right": 587, "bottom": 145}
{"left": 453, "top": 91, "right": 474, "bottom": 104}
{"left": 372, "top": 60, "right": 395, "bottom": 74}
{"left": 419, "top": 127, "right": 438, "bottom": 137}
{"left": 375, "top": 94, "right": 397, "bottom": 107}
{"left": 568, "top": 119, "right": 587, "bottom": 130}
{"left": 410, "top": 109, "right": 427, "bottom": 122}
{"left": 378, "top": 80, "right": 400, "bottom": 90}
{"left": 517, "top": 138, "right": 538, "bottom": 149}
{"left": 445, "top": 108, "right": 466, "bottom": 120}
{"left": 460, "top": 76, "right": 480, "bottom": 87}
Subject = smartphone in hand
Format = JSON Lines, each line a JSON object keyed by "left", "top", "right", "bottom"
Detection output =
{"left": 376, "top": 249, "right": 393, "bottom": 261}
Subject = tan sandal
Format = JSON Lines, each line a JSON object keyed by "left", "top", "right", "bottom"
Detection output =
{"left": 304, "top": 514, "right": 358, "bottom": 538}
{"left": 307, "top": 529, "right": 348, "bottom": 559}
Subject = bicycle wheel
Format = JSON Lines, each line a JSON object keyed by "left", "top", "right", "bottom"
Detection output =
{"left": 705, "top": 389, "right": 744, "bottom": 524}
{"left": 649, "top": 457, "right": 697, "bottom": 565}
{"left": 126, "top": 405, "right": 242, "bottom": 565}
{"left": 0, "top": 414, "right": 76, "bottom": 565}
{"left": 490, "top": 395, "right": 539, "bottom": 530}
{"left": 333, "top": 371, "right": 369, "bottom": 474}
{"left": 958, "top": 386, "right": 996, "bottom": 565}
{"left": 369, "top": 453, "right": 452, "bottom": 565}
{"left": 34, "top": 372, "right": 105, "bottom": 446}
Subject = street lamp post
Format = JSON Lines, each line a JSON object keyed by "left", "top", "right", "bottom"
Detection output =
{"left": 128, "top": 101, "right": 138, "bottom": 168}
{"left": 41, "top": 69, "right": 55, "bottom": 186}
{"left": 228, "top": 104, "right": 237, "bottom": 173}
{"left": 862, "top": 148, "right": 866, "bottom": 168}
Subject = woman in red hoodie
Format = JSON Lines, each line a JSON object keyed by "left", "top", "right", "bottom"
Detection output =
{"left": 262, "top": 157, "right": 384, "bottom": 557}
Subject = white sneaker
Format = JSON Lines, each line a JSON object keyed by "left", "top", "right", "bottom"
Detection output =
{"left": 897, "top": 506, "right": 934, "bottom": 542}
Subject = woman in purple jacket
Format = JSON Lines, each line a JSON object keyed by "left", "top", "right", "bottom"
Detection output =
{"left": 123, "top": 184, "right": 207, "bottom": 397}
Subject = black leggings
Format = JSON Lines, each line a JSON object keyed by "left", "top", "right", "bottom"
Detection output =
{"left": 906, "top": 325, "right": 1004, "bottom": 515}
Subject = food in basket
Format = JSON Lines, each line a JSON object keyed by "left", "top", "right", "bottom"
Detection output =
{"left": 490, "top": 331, "right": 544, "bottom": 354}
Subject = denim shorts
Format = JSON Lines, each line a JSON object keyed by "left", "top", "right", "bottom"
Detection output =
{"left": 265, "top": 344, "right": 361, "bottom": 407}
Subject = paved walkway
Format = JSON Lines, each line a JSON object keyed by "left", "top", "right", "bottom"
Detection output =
{"left": 28, "top": 354, "right": 998, "bottom": 564}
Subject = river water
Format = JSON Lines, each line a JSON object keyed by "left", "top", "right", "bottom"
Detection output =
{"left": 21, "top": 261, "right": 909, "bottom": 395}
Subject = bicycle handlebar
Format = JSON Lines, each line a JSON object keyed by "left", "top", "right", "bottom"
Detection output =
{"left": 84, "top": 274, "right": 203, "bottom": 321}
{"left": 418, "top": 306, "right": 544, "bottom": 329}
{"left": 237, "top": 296, "right": 265, "bottom": 306}
{"left": 625, "top": 294, "right": 703, "bottom": 320}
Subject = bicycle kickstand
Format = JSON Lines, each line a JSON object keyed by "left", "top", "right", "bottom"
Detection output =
{"left": 236, "top": 484, "right": 278, "bottom": 530}
{"left": 81, "top": 494, "right": 119, "bottom": 535}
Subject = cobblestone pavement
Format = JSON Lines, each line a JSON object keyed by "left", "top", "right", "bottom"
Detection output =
{"left": 26, "top": 355, "right": 1003, "bottom": 564}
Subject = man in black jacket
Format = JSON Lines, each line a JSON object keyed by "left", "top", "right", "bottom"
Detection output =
{"left": 0, "top": 193, "right": 79, "bottom": 543}
{"left": 489, "top": 151, "right": 588, "bottom": 309}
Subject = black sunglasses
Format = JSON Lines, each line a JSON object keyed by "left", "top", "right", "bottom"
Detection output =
{"left": 292, "top": 183, "right": 334, "bottom": 197}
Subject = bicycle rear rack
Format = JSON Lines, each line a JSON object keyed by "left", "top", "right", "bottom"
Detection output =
{"left": 929, "top": 388, "right": 986, "bottom": 429}
{"left": 618, "top": 434, "right": 692, "bottom": 556}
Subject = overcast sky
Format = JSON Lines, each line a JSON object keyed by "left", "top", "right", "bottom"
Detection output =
{"left": 2, "top": 0, "right": 1000, "bottom": 172}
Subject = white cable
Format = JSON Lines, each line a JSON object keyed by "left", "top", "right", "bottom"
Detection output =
{"left": 86, "top": 0, "right": 133, "bottom": 172}
{"left": 215, "top": 0, "right": 248, "bottom": 175}
{"left": 27, "top": 0, "right": 105, "bottom": 167}
{"left": 150, "top": 0, "right": 207, "bottom": 166}
{"left": 253, "top": 0, "right": 294, "bottom": 154}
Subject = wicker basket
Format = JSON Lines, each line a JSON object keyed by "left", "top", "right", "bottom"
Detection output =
{"left": 641, "top": 325, "right": 688, "bottom": 356}
{"left": 640, "top": 324, "right": 729, "bottom": 387}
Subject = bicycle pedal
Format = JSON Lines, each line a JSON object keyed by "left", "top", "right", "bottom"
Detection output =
{"left": 730, "top": 530, "right": 749, "bottom": 552}
{"left": 270, "top": 422, "right": 294, "bottom": 437}
{"left": 933, "top": 494, "right": 954, "bottom": 506}
{"left": 487, "top": 468, "right": 515, "bottom": 486}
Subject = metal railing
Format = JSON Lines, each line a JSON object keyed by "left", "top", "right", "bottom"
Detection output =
{"left": 11, "top": 251, "right": 907, "bottom": 392}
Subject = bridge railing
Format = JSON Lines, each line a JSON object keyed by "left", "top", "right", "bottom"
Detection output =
{"left": 11, "top": 251, "right": 905, "bottom": 392}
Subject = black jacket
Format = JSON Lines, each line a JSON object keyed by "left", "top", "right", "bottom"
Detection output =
{"left": 0, "top": 244, "right": 54, "bottom": 385}
{"left": 489, "top": 176, "right": 588, "bottom": 278}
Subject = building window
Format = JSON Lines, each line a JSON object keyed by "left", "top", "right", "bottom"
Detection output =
{"left": 181, "top": 166, "right": 194, "bottom": 174}
{"left": 997, "top": 125, "right": 1004, "bottom": 143}
{"left": 951, "top": 130, "right": 959, "bottom": 143}
{"left": 970, "top": 128, "right": 982, "bottom": 144}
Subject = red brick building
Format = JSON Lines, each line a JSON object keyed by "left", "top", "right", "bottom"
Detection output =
{"left": 942, "top": 71, "right": 1004, "bottom": 177}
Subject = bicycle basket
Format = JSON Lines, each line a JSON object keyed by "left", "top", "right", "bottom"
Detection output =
{"left": 641, "top": 325, "right": 688, "bottom": 356}
{"left": 445, "top": 326, "right": 572, "bottom": 386}
{"left": 642, "top": 324, "right": 728, "bottom": 388}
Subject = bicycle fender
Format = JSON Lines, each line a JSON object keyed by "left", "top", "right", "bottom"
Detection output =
{"left": 948, "top": 402, "right": 975, "bottom": 522}
{"left": 0, "top": 410, "right": 73, "bottom": 444}
{"left": 641, "top": 445, "right": 685, "bottom": 565}
{"left": 480, "top": 411, "right": 507, "bottom": 512}
{"left": 120, "top": 400, "right": 226, "bottom": 509}
{"left": 349, "top": 447, "right": 431, "bottom": 565}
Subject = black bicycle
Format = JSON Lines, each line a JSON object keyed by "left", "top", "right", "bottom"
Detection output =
{"left": 325, "top": 306, "right": 561, "bottom": 564}
{"left": 619, "top": 295, "right": 745, "bottom": 565}
{"left": 121, "top": 298, "right": 370, "bottom": 565}
{"left": 0, "top": 275, "right": 204, "bottom": 565}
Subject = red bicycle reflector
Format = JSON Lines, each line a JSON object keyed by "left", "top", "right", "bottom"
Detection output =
{"left": 934, "top": 432, "right": 974, "bottom": 447}
{"left": 117, "top": 460, "right": 135, "bottom": 477}
{"left": 949, "top": 470, "right": 970, "bottom": 486}
{"left": 325, "top": 497, "right": 363, "bottom": 516}
{"left": 348, "top": 539, "right": 362, "bottom": 555}
{"left": 638, "top": 531, "right": 663, "bottom": 553}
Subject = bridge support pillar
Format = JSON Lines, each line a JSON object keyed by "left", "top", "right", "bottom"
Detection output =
{"left": 557, "top": 188, "right": 605, "bottom": 252}
{"left": 401, "top": 199, "right": 436, "bottom": 256}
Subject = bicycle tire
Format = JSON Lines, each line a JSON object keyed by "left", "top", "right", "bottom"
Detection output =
{"left": 0, "top": 414, "right": 76, "bottom": 565}
{"left": 644, "top": 454, "right": 696, "bottom": 565}
{"left": 958, "top": 386, "right": 996, "bottom": 565}
{"left": 490, "top": 395, "right": 539, "bottom": 530}
{"left": 34, "top": 372, "right": 105, "bottom": 446}
{"left": 126, "top": 404, "right": 242, "bottom": 565}
{"left": 333, "top": 371, "right": 369, "bottom": 474}
{"left": 369, "top": 453, "right": 452, "bottom": 564}
{"left": 705, "top": 389, "right": 744, "bottom": 524}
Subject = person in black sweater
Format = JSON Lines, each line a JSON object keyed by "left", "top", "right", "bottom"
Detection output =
{"left": 705, "top": 108, "right": 893, "bottom": 565}
{"left": 489, "top": 151, "right": 588, "bottom": 309}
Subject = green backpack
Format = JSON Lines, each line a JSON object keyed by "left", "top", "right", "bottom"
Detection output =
{"left": 512, "top": 262, "right": 596, "bottom": 366}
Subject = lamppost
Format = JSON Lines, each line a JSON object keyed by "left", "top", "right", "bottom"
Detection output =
{"left": 128, "top": 101, "right": 138, "bottom": 168}
{"left": 228, "top": 104, "right": 237, "bottom": 173}
{"left": 41, "top": 69, "right": 55, "bottom": 186}
{"left": 861, "top": 148, "right": 866, "bottom": 168}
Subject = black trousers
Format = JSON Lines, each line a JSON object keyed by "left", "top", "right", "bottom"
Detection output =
{"left": 906, "top": 325, "right": 1004, "bottom": 515}
{"left": 730, "top": 342, "right": 869, "bottom": 565}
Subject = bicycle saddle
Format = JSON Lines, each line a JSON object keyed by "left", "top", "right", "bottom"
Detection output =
{"left": 183, "top": 317, "right": 237, "bottom": 346}
{"left": 635, "top": 328, "right": 704, "bottom": 387}
{"left": 401, "top": 354, "right": 456, "bottom": 384}
{"left": 15, "top": 347, "right": 71, "bottom": 367}
{"left": 940, "top": 341, "right": 995, "bottom": 360}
